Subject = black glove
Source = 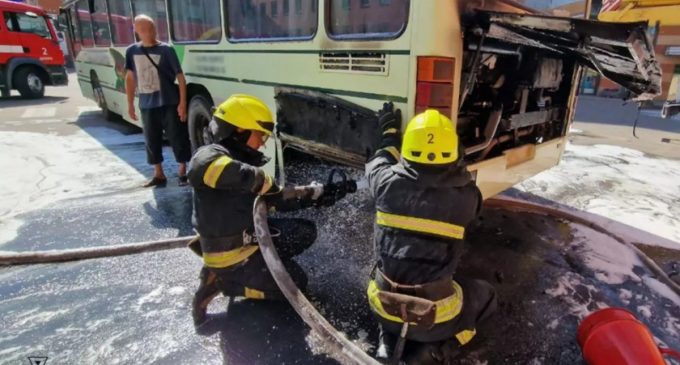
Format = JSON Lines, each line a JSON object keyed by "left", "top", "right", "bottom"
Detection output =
{"left": 378, "top": 102, "right": 402, "bottom": 134}
{"left": 315, "top": 183, "right": 343, "bottom": 207}
{"left": 315, "top": 171, "right": 358, "bottom": 208}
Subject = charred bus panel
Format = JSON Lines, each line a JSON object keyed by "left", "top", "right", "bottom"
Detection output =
{"left": 275, "top": 8, "right": 661, "bottom": 193}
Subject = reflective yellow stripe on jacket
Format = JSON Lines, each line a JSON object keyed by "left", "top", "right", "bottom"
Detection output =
{"left": 202, "top": 245, "right": 259, "bottom": 268}
{"left": 366, "top": 280, "right": 464, "bottom": 324}
{"left": 376, "top": 211, "right": 465, "bottom": 239}
{"left": 203, "top": 156, "right": 232, "bottom": 188}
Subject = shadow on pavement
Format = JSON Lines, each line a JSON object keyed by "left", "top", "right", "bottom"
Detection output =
{"left": 0, "top": 95, "right": 70, "bottom": 107}
{"left": 197, "top": 299, "right": 339, "bottom": 365}
{"left": 71, "top": 110, "right": 195, "bottom": 238}
{"left": 575, "top": 96, "right": 680, "bottom": 133}
{"left": 145, "top": 187, "right": 195, "bottom": 237}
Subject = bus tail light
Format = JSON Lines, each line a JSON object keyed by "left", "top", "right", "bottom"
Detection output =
{"left": 416, "top": 57, "right": 455, "bottom": 118}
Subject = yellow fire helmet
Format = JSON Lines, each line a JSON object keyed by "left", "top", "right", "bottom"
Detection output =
{"left": 402, "top": 109, "right": 459, "bottom": 165}
{"left": 213, "top": 94, "right": 275, "bottom": 136}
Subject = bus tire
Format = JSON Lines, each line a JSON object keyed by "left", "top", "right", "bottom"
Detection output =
{"left": 14, "top": 66, "right": 45, "bottom": 99}
{"left": 188, "top": 95, "right": 214, "bottom": 152}
{"left": 91, "top": 74, "right": 115, "bottom": 121}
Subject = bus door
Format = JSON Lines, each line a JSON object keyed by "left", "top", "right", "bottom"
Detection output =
{"left": 59, "top": 7, "right": 80, "bottom": 58}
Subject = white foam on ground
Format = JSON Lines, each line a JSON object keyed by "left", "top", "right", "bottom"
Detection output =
{"left": 519, "top": 143, "right": 680, "bottom": 248}
{"left": 637, "top": 305, "right": 652, "bottom": 319}
{"left": 642, "top": 276, "right": 680, "bottom": 307}
{"left": 545, "top": 272, "right": 604, "bottom": 319}
{"left": 0, "top": 129, "right": 147, "bottom": 246}
{"left": 569, "top": 223, "right": 642, "bottom": 285}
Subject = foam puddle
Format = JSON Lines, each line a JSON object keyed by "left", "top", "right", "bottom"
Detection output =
{"left": 518, "top": 143, "right": 680, "bottom": 248}
{"left": 0, "top": 129, "right": 147, "bottom": 246}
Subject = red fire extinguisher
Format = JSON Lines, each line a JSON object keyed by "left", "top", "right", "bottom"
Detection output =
{"left": 578, "top": 307, "right": 680, "bottom": 365}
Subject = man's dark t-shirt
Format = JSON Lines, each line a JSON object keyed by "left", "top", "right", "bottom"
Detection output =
{"left": 125, "top": 42, "right": 182, "bottom": 110}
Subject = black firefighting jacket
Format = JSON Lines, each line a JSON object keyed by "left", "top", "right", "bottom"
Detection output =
{"left": 365, "top": 135, "right": 483, "bottom": 286}
{"left": 188, "top": 139, "right": 316, "bottom": 261}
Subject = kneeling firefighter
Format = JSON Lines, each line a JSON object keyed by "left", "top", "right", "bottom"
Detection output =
{"left": 365, "top": 105, "right": 497, "bottom": 364}
{"left": 188, "top": 94, "right": 355, "bottom": 325}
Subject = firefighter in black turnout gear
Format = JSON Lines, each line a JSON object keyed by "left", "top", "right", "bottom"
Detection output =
{"left": 188, "top": 94, "right": 351, "bottom": 326}
{"left": 366, "top": 105, "right": 497, "bottom": 364}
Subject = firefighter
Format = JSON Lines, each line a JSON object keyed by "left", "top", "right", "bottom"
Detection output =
{"left": 188, "top": 94, "right": 350, "bottom": 326}
{"left": 365, "top": 105, "right": 497, "bottom": 364}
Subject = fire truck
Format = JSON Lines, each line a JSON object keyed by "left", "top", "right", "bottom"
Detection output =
{"left": 0, "top": 0, "right": 67, "bottom": 99}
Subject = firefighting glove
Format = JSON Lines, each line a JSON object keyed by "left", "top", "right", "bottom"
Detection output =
{"left": 378, "top": 102, "right": 402, "bottom": 135}
{"left": 315, "top": 179, "right": 358, "bottom": 208}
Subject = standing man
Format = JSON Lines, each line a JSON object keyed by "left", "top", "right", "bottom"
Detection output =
{"left": 125, "top": 15, "right": 191, "bottom": 187}
{"left": 365, "top": 105, "right": 497, "bottom": 364}
{"left": 188, "top": 94, "right": 354, "bottom": 326}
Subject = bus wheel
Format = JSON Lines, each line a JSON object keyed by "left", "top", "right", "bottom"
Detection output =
{"left": 14, "top": 67, "right": 45, "bottom": 99}
{"left": 188, "top": 95, "right": 214, "bottom": 152}
{"left": 91, "top": 75, "right": 114, "bottom": 121}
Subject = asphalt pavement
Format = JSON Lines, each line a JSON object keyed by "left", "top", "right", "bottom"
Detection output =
{"left": 0, "top": 77, "right": 679, "bottom": 365}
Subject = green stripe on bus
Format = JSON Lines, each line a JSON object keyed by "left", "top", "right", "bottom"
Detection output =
{"left": 188, "top": 49, "right": 410, "bottom": 55}
{"left": 184, "top": 72, "right": 407, "bottom": 102}
{"left": 185, "top": 73, "right": 239, "bottom": 83}
{"left": 77, "top": 61, "right": 114, "bottom": 68}
{"left": 241, "top": 79, "right": 408, "bottom": 103}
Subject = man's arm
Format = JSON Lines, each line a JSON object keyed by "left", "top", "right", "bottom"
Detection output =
{"left": 177, "top": 73, "right": 187, "bottom": 122}
{"left": 125, "top": 71, "right": 137, "bottom": 121}
{"left": 124, "top": 47, "right": 137, "bottom": 121}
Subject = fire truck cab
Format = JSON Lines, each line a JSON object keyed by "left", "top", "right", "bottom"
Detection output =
{"left": 0, "top": 0, "right": 67, "bottom": 99}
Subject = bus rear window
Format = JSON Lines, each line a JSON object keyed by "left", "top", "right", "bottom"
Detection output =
{"left": 226, "top": 0, "right": 317, "bottom": 41}
{"left": 75, "top": 1, "right": 94, "bottom": 47}
{"left": 327, "top": 0, "right": 409, "bottom": 39}
{"left": 108, "top": 0, "right": 134, "bottom": 46}
{"left": 169, "top": 0, "right": 222, "bottom": 43}
{"left": 92, "top": 0, "right": 111, "bottom": 46}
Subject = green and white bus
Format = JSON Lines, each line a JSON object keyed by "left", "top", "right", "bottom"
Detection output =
{"left": 61, "top": 0, "right": 660, "bottom": 198}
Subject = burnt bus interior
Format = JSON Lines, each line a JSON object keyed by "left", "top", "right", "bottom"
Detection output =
{"left": 276, "top": 10, "right": 660, "bottom": 168}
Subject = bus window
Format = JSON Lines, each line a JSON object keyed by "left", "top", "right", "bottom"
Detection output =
{"left": 108, "top": 0, "right": 134, "bottom": 46}
{"left": 226, "top": 0, "right": 317, "bottom": 41}
{"left": 14, "top": 12, "right": 53, "bottom": 39}
{"left": 92, "top": 0, "right": 111, "bottom": 46}
{"left": 75, "top": 0, "right": 94, "bottom": 47}
{"left": 131, "top": 0, "right": 169, "bottom": 42}
{"left": 168, "top": 0, "right": 221, "bottom": 43}
{"left": 327, "top": 0, "right": 409, "bottom": 39}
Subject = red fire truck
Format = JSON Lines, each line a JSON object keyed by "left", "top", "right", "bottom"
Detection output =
{"left": 0, "top": 0, "right": 67, "bottom": 99}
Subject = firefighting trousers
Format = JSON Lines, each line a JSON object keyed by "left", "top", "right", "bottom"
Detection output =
{"left": 377, "top": 276, "right": 497, "bottom": 346}
{"left": 194, "top": 218, "right": 316, "bottom": 302}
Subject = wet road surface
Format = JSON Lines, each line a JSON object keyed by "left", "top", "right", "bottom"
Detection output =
{"left": 1, "top": 81, "right": 679, "bottom": 364}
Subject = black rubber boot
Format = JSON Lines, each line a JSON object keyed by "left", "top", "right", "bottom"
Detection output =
{"left": 403, "top": 342, "right": 446, "bottom": 365}
{"left": 192, "top": 267, "right": 220, "bottom": 326}
{"left": 376, "top": 326, "right": 397, "bottom": 361}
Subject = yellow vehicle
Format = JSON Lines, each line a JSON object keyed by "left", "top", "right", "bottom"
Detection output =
{"left": 599, "top": 0, "right": 680, "bottom": 118}
{"left": 61, "top": 0, "right": 660, "bottom": 198}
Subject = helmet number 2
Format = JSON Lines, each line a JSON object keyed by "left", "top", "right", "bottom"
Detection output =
{"left": 427, "top": 133, "right": 434, "bottom": 144}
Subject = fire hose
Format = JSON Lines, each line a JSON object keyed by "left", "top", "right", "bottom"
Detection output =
{"left": 0, "top": 196, "right": 679, "bottom": 364}
{"left": 253, "top": 196, "right": 380, "bottom": 365}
